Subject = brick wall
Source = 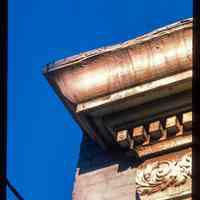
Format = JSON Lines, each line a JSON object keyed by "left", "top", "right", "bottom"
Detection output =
{"left": 72, "top": 135, "right": 139, "bottom": 200}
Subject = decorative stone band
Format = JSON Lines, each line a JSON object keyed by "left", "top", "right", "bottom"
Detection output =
{"left": 116, "top": 111, "right": 192, "bottom": 151}
{"left": 136, "top": 153, "right": 191, "bottom": 195}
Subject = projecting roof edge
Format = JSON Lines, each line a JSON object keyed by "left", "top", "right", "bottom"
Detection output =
{"left": 76, "top": 70, "right": 192, "bottom": 114}
{"left": 43, "top": 18, "right": 192, "bottom": 74}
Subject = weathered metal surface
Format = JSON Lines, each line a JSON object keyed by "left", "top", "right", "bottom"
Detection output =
{"left": 44, "top": 18, "right": 192, "bottom": 104}
{"left": 76, "top": 70, "right": 192, "bottom": 115}
{"left": 105, "top": 90, "right": 192, "bottom": 131}
{"left": 44, "top": 19, "right": 192, "bottom": 151}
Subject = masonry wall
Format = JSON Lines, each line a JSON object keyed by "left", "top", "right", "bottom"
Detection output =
{"left": 73, "top": 135, "right": 139, "bottom": 200}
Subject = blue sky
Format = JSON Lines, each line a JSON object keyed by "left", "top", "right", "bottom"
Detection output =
{"left": 8, "top": 0, "right": 192, "bottom": 199}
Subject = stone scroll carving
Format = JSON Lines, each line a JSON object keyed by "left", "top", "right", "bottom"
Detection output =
{"left": 136, "top": 153, "right": 192, "bottom": 195}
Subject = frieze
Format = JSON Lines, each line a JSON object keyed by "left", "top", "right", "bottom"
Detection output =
{"left": 136, "top": 153, "right": 191, "bottom": 195}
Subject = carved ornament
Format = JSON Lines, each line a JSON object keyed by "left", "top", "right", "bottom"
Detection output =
{"left": 136, "top": 153, "right": 192, "bottom": 195}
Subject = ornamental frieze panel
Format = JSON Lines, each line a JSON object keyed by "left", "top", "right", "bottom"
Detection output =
{"left": 136, "top": 153, "right": 192, "bottom": 196}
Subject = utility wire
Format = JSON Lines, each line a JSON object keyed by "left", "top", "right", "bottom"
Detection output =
{"left": 6, "top": 179, "right": 24, "bottom": 200}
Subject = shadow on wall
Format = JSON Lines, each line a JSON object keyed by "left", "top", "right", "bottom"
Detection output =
{"left": 136, "top": 192, "right": 141, "bottom": 200}
{"left": 76, "top": 134, "right": 142, "bottom": 200}
{"left": 77, "top": 134, "right": 142, "bottom": 175}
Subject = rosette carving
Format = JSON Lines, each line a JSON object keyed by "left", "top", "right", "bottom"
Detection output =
{"left": 136, "top": 154, "right": 191, "bottom": 195}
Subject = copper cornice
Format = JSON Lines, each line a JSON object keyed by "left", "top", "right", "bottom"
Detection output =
{"left": 44, "top": 18, "right": 192, "bottom": 151}
{"left": 44, "top": 18, "right": 192, "bottom": 104}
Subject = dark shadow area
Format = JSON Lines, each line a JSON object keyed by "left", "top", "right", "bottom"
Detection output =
{"left": 136, "top": 192, "right": 141, "bottom": 200}
{"left": 77, "top": 134, "right": 142, "bottom": 175}
{"left": 76, "top": 134, "right": 142, "bottom": 199}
